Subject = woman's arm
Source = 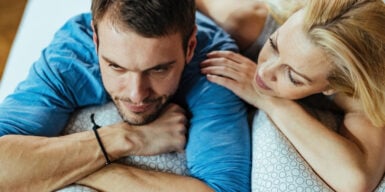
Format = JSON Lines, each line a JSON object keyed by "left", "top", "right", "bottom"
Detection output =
{"left": 258, "top": 94, "right": 385, "bottom": 192}
{"left": 196, "top": 0, "right": 268, "bottom": 50}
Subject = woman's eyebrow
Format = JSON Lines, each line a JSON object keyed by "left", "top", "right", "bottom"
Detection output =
{"left": 275, "top": 30, "right": 280, "bottom": 53}
{"left": 292, "top": 68, "right": 313, "bottom": 83}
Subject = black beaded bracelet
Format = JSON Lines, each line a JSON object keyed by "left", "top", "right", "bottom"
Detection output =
{"left": 90, "top": 113, "right": 111, "bottom": 166}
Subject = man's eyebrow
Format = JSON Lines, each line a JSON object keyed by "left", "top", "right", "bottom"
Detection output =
{"left": 101, "top": 55, "right": 176, "bottom": 71}
{"left": 101, "top": 55, "right": 117, "bottom": 65}
{"left": 144, "top": 61, "right": 176, "bottom": 72}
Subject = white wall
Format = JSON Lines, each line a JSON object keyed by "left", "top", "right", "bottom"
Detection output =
{"left": 0, "top": 0, "right": 91, "bottom": 102}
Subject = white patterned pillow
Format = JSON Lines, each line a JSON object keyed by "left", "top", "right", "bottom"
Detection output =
{"left": 252, "top": 107, "right": 385, "bottom": 192}
{"left": 57, "top": 102, "right": 188, "bottom": 192}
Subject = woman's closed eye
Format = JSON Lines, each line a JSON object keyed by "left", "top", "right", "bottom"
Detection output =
{"left": 287, "top": 67, "right": 303, "bottom": 86}
{"left": 269, "top": 36, "right": 278, "bottom": 52}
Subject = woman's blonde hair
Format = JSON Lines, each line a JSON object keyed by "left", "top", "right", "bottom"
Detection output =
{"left": 263, "top": 0, "right": 306, "bottom": 24}
{"left": 302, "top": 0, "right": 385, "bottom": 127}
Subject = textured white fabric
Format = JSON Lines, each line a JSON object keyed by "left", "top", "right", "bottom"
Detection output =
{"left": 57, "top": 101, "right": 385, "bottom": 191}
{"left": 57, "top": 102, "right": 188, "bottom": 191}
{"left": 252, "top": 110, "right": 334, "bottom": 192}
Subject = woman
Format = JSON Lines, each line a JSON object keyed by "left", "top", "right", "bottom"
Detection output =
{"left": 200, "top": 0, "right": 385, "bottom": 191}
{"left": 196, "top": 0, "right": 305, "bottom": 60}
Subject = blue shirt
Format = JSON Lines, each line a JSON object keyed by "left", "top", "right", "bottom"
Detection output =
{"left": 0, "top": 12, "right": 251, "bottom": 191}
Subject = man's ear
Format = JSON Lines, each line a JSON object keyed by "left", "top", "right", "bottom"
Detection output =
{"left": 322, "top": 87, "right": 336, "bottom": 96}
{"left": 91, "top": 20, "right": 98, "bottom": 49}
{"left": 185, "top": 26, "right": 198, "bottom": 64}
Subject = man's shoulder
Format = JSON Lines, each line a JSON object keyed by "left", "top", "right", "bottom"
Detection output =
{"left": 49, "top": 13, "right": 94, "bottom": 56}
{"left": 43, "top": 12, "right": 97, "bottom": 78}
{"left": 29, "top": 12, "right": 105, "bottom": 106}
{"left": 176, "top": 12, "right": 241, "bottom": 107}
{"left": 194, "top": 11, "right": 239, "bottom": 54}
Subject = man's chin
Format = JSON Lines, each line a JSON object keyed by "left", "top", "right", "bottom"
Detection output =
{"left": 120, "top": 109, "right": 161, "bottom": 126}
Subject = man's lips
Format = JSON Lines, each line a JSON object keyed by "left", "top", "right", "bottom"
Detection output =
{"left": 255, "top": 74, "right": 271, "bottom": 90}
{"left": 121, "top": 101, "right": 152, "bottom": 113}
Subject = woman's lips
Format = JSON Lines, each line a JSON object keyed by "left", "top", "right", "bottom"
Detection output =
{"left": 255, "top": 74, "right": 271, "bottom": 90}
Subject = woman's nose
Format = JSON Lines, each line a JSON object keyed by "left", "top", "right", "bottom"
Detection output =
{"left": 260, "top": 60, "right": 278, "bottom": 82}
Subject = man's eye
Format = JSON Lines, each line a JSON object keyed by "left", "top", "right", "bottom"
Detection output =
{"left": 151, "top": 66, "right": 169, "bottom": 73}
{"left": 109, "top": 64, "right": 122, "bottom": 70}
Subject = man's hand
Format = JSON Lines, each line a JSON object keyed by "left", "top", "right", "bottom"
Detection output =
{"left": 103, "top": 103, "right": 188, "bottom": 159}
{"left": 129, "top": 103, "right": 188, "bottom": 156}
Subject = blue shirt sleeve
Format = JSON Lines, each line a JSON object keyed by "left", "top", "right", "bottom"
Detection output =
{"left": 186, "top": 83, "right": 251, "bottom": 192}
{"left": 0, "top": 13, "right": 108, "bottom": 136}
{"left": 176, "top": 12, "right": 251, "bottom": 192}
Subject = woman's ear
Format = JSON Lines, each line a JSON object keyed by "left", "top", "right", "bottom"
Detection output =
{"left": 322, "top": 87, "right": 336, "bottom": 96}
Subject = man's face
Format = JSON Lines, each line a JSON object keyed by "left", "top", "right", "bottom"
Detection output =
{"left": 93, "top": 18, "right": 196, "bottom": 125}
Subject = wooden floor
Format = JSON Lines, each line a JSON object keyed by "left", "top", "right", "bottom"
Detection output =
{"left": 0, "top": 0, "right": 27, "bottom": 80}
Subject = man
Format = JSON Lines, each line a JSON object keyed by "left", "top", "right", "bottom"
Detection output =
{"left": 0, "top": 0, "right": 250, "bottom": 191}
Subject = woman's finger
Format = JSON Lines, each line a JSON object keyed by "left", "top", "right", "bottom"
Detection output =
{"left": 207, "top": 50, "right": 255, "bottom": 65}
{"left": 201, "top": 62, "right": 242, "bottom": 81}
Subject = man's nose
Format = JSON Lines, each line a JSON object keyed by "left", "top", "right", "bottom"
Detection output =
{"left": 126, "top": 74, "right": 150, "bottom": 103}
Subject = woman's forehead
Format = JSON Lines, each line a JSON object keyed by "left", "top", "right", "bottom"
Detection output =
{"left": 278, "top": 11, "right": 333, "bottom": 80}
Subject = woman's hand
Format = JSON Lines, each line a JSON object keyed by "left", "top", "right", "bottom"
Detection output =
{"left": 200, "top": 50, "right": 261, "bottom": 106}
{"left": 200, "top": 50, "right": 291, "bottom": 110}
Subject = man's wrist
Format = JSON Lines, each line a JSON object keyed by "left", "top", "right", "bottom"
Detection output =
{"left": 91, "top": 114, "right": 112, "bottom": 166}
{"left": 96, "top": 123, "right": 136, "bottom": 161}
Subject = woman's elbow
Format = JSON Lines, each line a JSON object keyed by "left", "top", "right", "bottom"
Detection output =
{"left": 333, "top": 171, "right": 379, "bottom": 192}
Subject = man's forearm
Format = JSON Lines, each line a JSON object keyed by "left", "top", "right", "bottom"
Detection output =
{"left": 0, "top": 104, "right": 188, "bottom": 191}
{"left": 0, "top": 131, "right": 117, "bottom": 191}
{"left": 77, "top": 163, "right": 214, "bottom": 192}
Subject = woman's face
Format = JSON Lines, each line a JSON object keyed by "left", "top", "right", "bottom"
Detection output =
{"left": 256, "top": 10, "right": 334, "bottom": 100}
